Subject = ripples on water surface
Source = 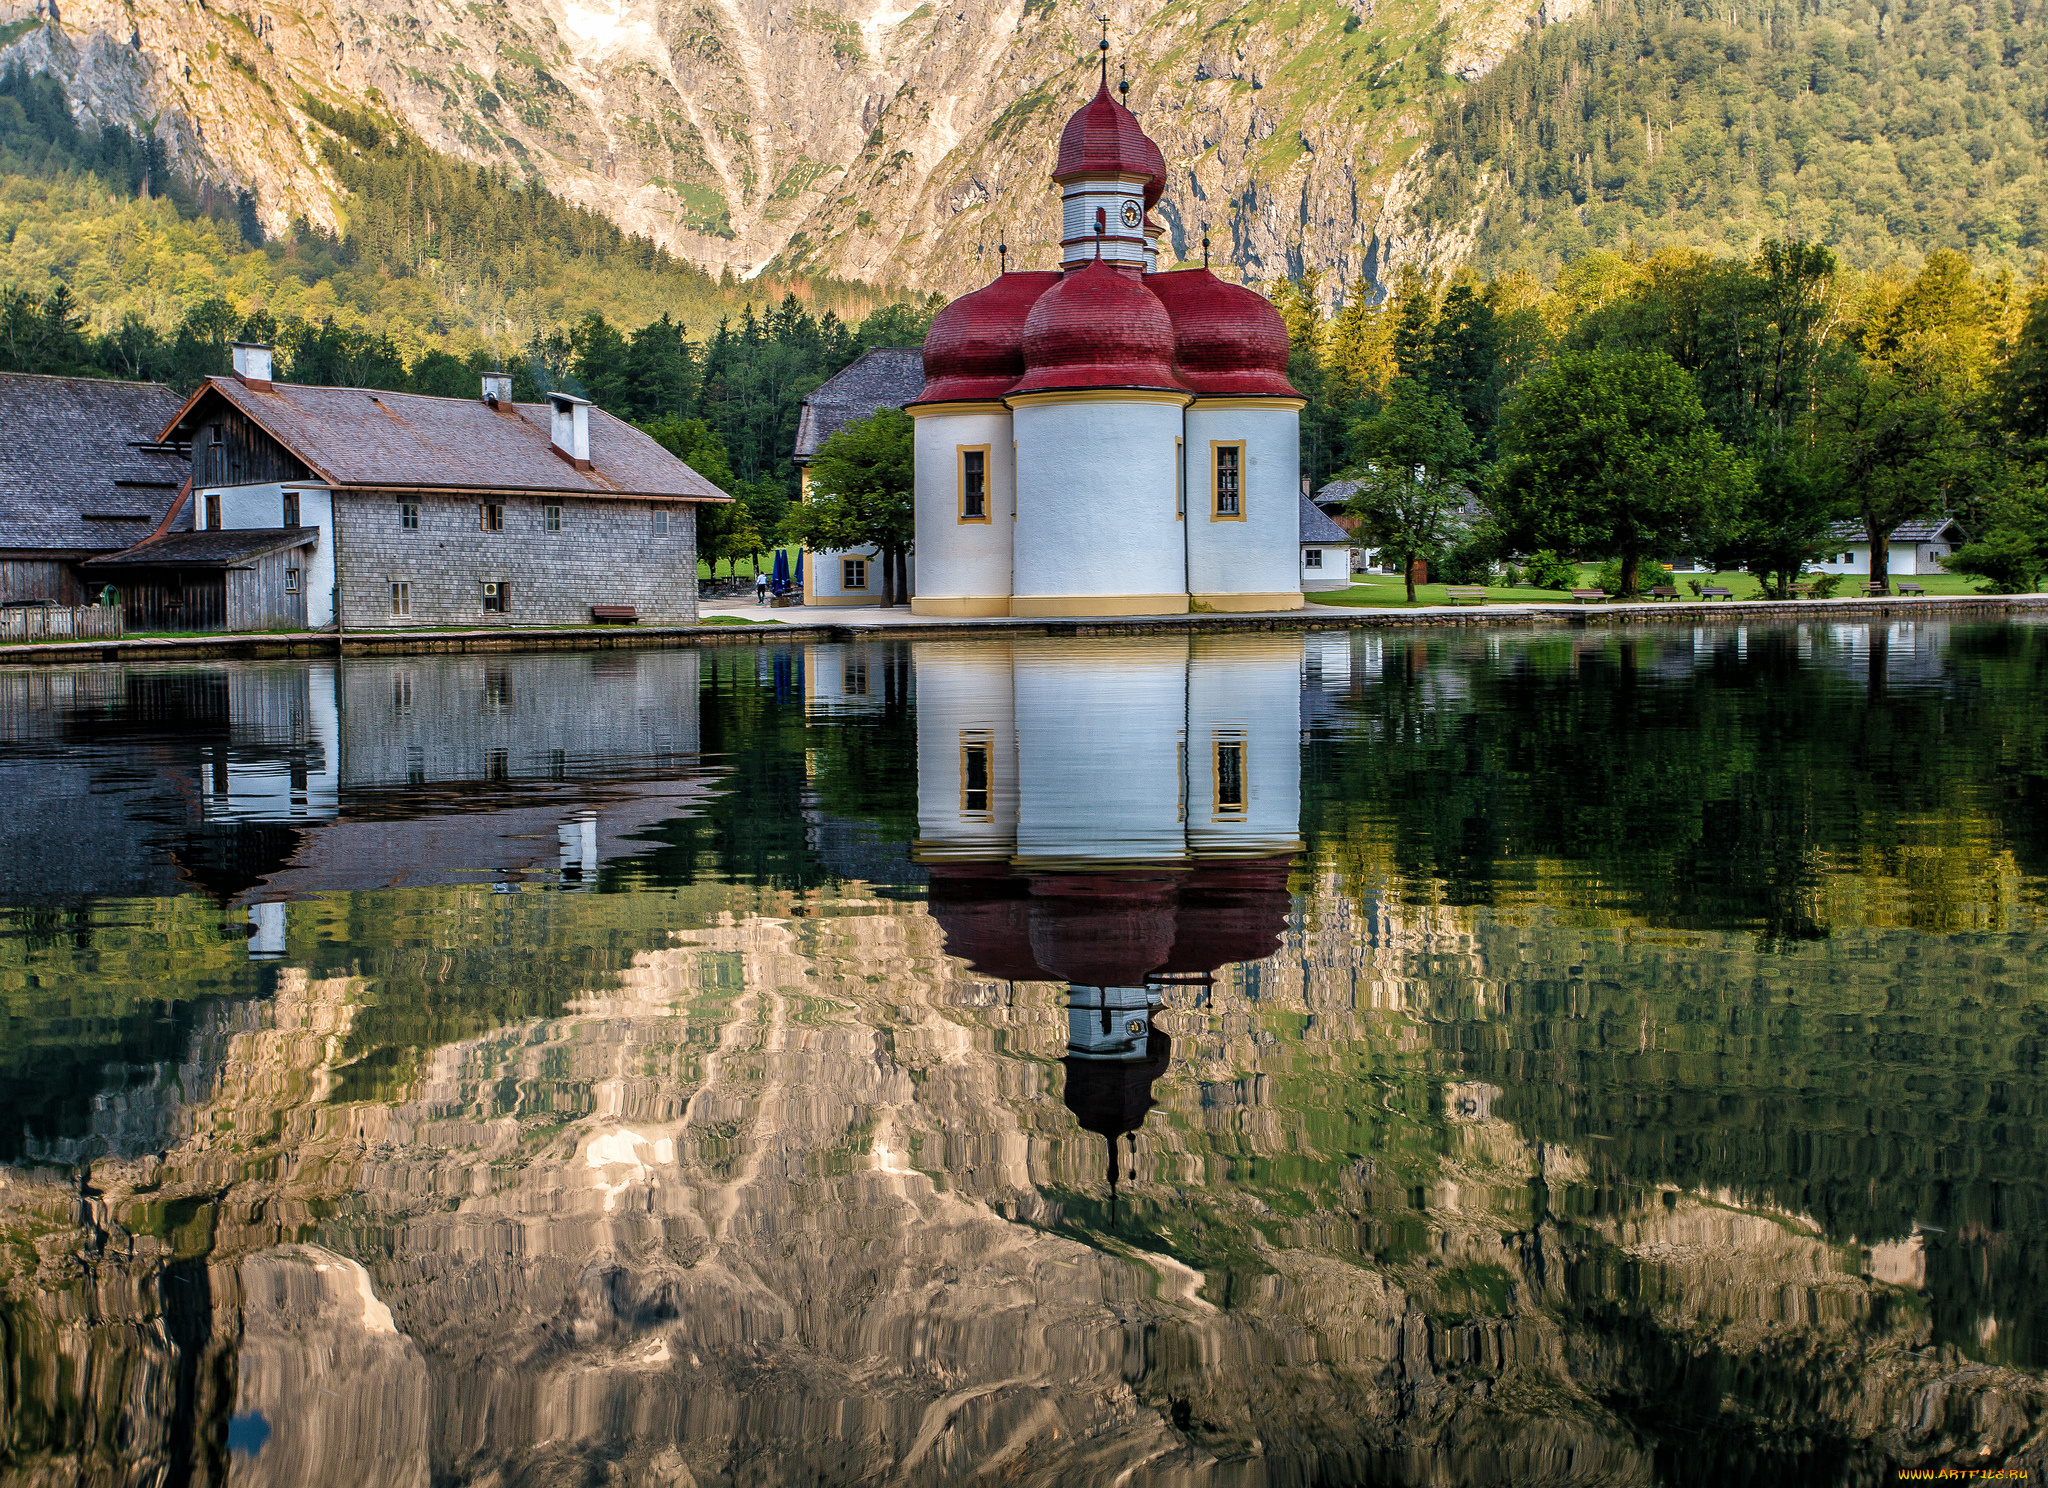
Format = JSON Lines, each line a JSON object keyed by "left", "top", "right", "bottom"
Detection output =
{"left": 1, "top": 621, "right": 2044, "bottom": 1487}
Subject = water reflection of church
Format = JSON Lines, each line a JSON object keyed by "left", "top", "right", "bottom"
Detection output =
{"left": 908, "top": 634, "right": 1304, "bottom": 1185}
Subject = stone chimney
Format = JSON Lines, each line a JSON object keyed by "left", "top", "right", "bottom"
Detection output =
{"left": 481, "top": 371, "right": 513, "bottom": 407}
{"left": 231, "top": 341, "right": 274, "bottom": 391}
{"left": 549, "top": 392, "right": 592, "bottom": 469}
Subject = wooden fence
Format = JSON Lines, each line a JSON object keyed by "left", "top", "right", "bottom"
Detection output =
{"left": 0, "top": 606, "right": 124, "bottom": 642}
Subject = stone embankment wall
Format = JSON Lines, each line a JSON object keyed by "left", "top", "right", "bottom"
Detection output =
{"left": 3, "top": 594, "right": 2045, "bottom": 664}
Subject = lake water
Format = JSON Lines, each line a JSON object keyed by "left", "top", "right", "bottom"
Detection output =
{"left": 2, "top": 621, "right": 2045, "bottom": 1487}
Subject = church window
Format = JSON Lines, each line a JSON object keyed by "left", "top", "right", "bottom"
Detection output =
{"left": 959, "top": 446, "right": 990, "bottom": 522}
{"left": 960, "top": 731, "right": 992, "bottom": 818}
{"left": 1212, "top": 443, "right": 1245, "bottom": 519}
{"left": 1213, "top": 733, "right": 1247, "bottom": 818}
{"left": 843, "top": 557, "right": 867, "bottom": 590}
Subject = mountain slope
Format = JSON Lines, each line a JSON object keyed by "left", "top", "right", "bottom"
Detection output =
{"left": 0, "top": 0, "right": 1564, "bottom": 300}
{"left": 1422, "top": 0, "right": 2048, "bottom": 277}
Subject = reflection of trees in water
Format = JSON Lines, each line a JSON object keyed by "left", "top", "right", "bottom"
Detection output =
{"left": 1305, "top": 622, "right": 2048, "bottom": 944}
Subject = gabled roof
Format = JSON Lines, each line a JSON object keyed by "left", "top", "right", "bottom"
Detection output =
{"left": 84, "top": 527, "right": 316, "bottom": 569}
{"left": 1825, "top": 517, "right": 1968, "bottom": 543}
{"left": 1299, "top": 493, "right": 1349, "bottom": 544}
{"left": 161, "top": 377, "right": 730, "bottom": 502}
{"left": 792, "top": 349, "right": 924, "bottom": 464}
{"left": 0, "top": 373, "right": 189, "bottom": 553}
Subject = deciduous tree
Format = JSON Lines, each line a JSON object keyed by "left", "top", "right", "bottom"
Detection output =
{"left": 784, "top": 409, "right": 915, "bottom": 606}
{"left": 1493, "top": 349, "right": 1746, "bottom": 596}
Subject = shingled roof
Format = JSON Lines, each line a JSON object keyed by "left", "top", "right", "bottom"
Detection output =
{"left": 1825, "top": 517, "right": 1968, "bottom": 544}
{"left": 0, "top": 373, "right": 190, "bottom": 554}
{"left": 84, "top": 528, "right": 315, "bottom": 569}
{"left": 1299, "top": 493, "right": 1349, "bottom": 544}
{"left": 792, "top": 348, "right": 925, "bottom": 464}
{"left": 162, "top": 377, "right": 731, "bottom": 501}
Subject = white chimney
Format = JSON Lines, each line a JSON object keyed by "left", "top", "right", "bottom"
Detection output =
{"left": 549, "top": 392, "right": 591, "bottom": 468}
{"left": 231, "top": 341, "right": 273, "bottom": 388}
{"left": 481, "top": 371, "right": 513, "bottom": 406}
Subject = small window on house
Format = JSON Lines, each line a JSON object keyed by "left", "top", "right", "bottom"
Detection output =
{"left": 389, "top": 581, "right": 410, "bottom": 617}
{"left": 482, "top": 580, "right": 509, "bottom": 613}
{"left": 284, "top": 567, "right": 301, "bottom": 593}
{"left": 1304, "top": 549, "right": 1323, "bottom": 569}
{"left": 282, "top": 492, "right": 300, "bottom": 527}
{"left": 545, "top": 505, "right": 562, "bottom": 532}
{"left": 1214, "top": 734, "right": 1248, "bottom": 818}
{"left": 843, "top": 557, "right": 867, "bottom": 590}
{"left": 959, "top": 447, "right": 987, "bottom": 521}
{"left": 399, "top": 502, "right": 419, "bottom": 530}
{"left": 480, "top": 503, "right": 504, "bottom": 532}
{"left": 1213, "top": 444, "right": 1243, "bottom": 518}
{"left": 653, "top": 509, "right": 670, "bottom": 536}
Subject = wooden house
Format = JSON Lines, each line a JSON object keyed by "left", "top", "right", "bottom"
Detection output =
{"left": 0, "top": 373, "right": 189, "bottom": 605}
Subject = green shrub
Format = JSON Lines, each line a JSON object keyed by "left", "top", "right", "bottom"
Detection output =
{"left": 1807, "top": 573, "right": 1844, "bottom": 598}
{"left": 1594, "top": 557, "right": 1673, "bottom": 595}
{"left": 1501, "top": 563, "right": 1522, "bottom": 588}
{"left": 1524, "top": 550, "right": 1578, "bottom": 591}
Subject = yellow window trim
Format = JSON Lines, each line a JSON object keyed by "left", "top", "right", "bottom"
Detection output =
{"left": 957, "top": 443, "right": 993, "bottom": 524}
{"left": 959, "top": 729, "right": 994, "bottom": 821}
{"left": 1210, "top": 440, "right": 1247, "bottom": 522}
{"left": 1212, "top": 732, "right": 1249, "bottom": 818}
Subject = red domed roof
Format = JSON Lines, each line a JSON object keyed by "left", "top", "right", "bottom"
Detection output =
{"left": 914, "top": 271, "right": 1062, "bottom": 404}
{"left": 1011, "top": 258, "right": 1188, "bottom": 397}
{"left": 1026, "top": 874, "right": 1178, "bottom": 987}
{"left": 1054, "top": 83, "right": 1166, "bottom": 205}
{"left": 1146, "top": 269, "right": 1300, "bottom": 398}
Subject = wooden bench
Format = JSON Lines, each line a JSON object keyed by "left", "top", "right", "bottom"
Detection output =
{"left": 1701, "top": 586, "right": 1734, "bottom": 600}
{"left": 1897, "top": 581, "right": 1926, "bottom": 595}
{"left": 590, "top": 604, "right": 639, "bottom": 625}
{"left": 1442, "top": 585, "right": 1487, "bottom": 605}
{"left": 1649, "top": 586, "right": 1678, "bottom": 600}
{"left": 1866, "top": 580, "right": 1889, "bottom": 596}
{"left": 1791, "top": 582, "right": 1815, "bottom": 598}
{"left": 1570, "top": 588, "right": 1608, "bottom": 603}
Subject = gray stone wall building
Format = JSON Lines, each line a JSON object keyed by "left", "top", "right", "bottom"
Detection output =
{"left": 335, "top": 489, "right": 701, "bottom": 629}
{"left": 101, "top": 348, "right": 731, "bottom": 631}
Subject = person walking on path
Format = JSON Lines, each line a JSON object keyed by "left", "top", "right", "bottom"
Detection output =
{"left": 755, "top": 571, "right": 770, "bottom": 605}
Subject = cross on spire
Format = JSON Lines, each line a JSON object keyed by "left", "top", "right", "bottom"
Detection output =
{"left": 1098, "top": 15, "right": 1110, "bottom": 86}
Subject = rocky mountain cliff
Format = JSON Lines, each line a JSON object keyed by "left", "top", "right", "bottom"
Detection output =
{"left": 0, "top": 0, "right": 1574, "bottom": 302}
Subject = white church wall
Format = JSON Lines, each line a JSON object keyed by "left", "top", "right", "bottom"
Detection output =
{"left": 1183, "top": 403, "right": 1304, "bottom": 610}
{"left": 1012, "top": 634, "right": 1193, "bottom": 866}
{"left": 910, "top": 407, "right": 1015, "bottom": 617}
{"left": 1185, "top": 635, "right": 1304, "bottom": 860}
{"left": 1010, "top": 394, "right": 1190, "bottom": 616}
{"left": 912, "top": 640, "right": 1019, "bottom": 860}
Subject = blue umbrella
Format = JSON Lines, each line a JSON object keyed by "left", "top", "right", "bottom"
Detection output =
{"left": 771, "top": 548, "right": 790, "bottom": 592}
{"left": 793, "top": 549, "right": 804, "bottom": 588}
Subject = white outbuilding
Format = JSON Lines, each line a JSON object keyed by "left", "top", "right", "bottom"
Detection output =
{"left": 1810, "top": 517, "right": 1969, "bottom": 578}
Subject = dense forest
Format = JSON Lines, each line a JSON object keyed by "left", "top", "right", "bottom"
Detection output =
{"left": 1273, "top": 240, "right": 2048, "bottom": 593}
{"left": 1422, "top": 0, "right": 2048, "bottom": 275}
{"left": 0, "top": 67, "right": 912, "bottom": 369}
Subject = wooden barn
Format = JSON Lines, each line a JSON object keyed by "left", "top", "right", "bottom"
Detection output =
{"left": 83, "top": 527, "right": 317, "bottom": 632}
{"left": 0, "top": 373, "right": 189, "bottom": 605}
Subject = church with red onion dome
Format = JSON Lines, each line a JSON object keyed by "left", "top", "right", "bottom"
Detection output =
{"left": 906, "top": 71, "right": 1306, "bottom": 618}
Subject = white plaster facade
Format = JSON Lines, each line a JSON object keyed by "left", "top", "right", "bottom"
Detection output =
{"left": 198, "top": 479, "right": 337, "bottom": 626}
{"left": 1183, "top": 403, "right": 1301, "bottom": 609}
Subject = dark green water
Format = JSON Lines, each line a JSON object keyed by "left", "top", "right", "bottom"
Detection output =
{"left": 1, "top": 621, "right": 2043, "bottom": 1487}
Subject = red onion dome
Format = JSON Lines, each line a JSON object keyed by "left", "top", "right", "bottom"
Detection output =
{"left": 926, "top": 864, "right": 1057, "bottom": 981}
{"left": 1026, "top": 874, "right": 1179, "bottom": 988}
{"left": 1159, "top": 859, "right": 1296, "bottom": 974}
{"left": 1137, "top": 132, "right": 1167, "bottom": 210}
{"left": 1054, "top": 83, "right": 1167, "bottom": 205}
{"left": 1147, "top": 268, "right": 1300, "bottom": 398}
{"left": 914, "top": 271, "right": 1062, "bottom": 404}
{"left": 1010, "top": 258, "right": 1188, "bottom": 396}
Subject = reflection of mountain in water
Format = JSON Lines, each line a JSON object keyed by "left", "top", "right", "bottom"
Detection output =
{"left": 3, "top": 626, "right": 2047, "bottom": 1485}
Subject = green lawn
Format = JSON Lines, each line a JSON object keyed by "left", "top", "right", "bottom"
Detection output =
{"left": 1310, "top": 568, "right": 2001, "bottom": 608}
